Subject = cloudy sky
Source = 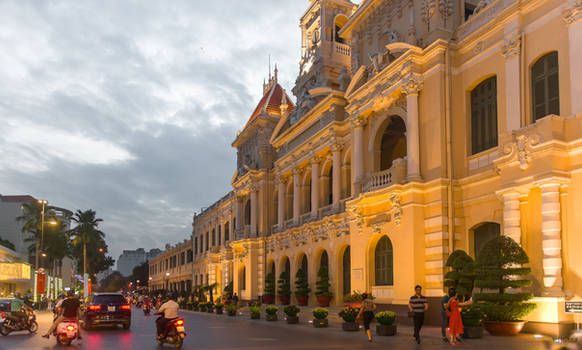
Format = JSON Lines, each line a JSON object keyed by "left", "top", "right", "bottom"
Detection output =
{"left": 0, "top": 0, "right": 315, "bottom": 261}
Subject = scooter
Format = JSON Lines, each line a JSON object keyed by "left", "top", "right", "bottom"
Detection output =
{"left": 53, "top": 319, "right": 79, "bottom": 346}
{"left": 0, "top": 310, "right": 38, "bottom": 336}
{"left": 156, "top": 317, "right": 186, "bottom": 349}
{"left": 143, "top": 303, "right": 151, "bottom": 316}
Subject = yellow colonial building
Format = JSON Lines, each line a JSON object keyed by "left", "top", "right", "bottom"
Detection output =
{"left": 152, "top": 0, "right": 582, "bottom": 334}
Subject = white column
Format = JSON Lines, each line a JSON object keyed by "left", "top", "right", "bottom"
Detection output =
{"left": 564, "top": 2, "right": 582, "bottom": 115}
{"left": 250, "top": 188, "right": 257, "bottom": 236}
{"left": 332, "top": 144, "right": 342, "bottom": 208}
{"left": 540, "top": 182, "right": 564, "bottom": 295}
{"left": 403, "top": 79, "right": 422, "bottom": 180}
{"left": 502, "top": 34, "right": 522, "bottom": 131}
{"left": 351, "top": 117, "right": 366, "bottom": 194}
{"left": 277, "top": 177, "right": 286, "bottom": 227}
{"left": 502, "top": 191, "right": 522, "bottom": 244}
{"left": 293, "top": 168, "right": 303, "bottom": 222}
{"left": 311, "top": 157, "right": 321, "bottom": 217}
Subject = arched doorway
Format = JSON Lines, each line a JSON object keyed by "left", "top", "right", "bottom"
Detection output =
{"left": 342, "top": 246, "right": 351, "bottom": 296}
{"left": 473, "top": 222, "right": 501, "bottom": 256}
{"left": 320, "top": 250, "right": 329, "bottom": 270}
{"left": 375, "top": 236, "right": 394, "bottom": 286}
{"left": 379, "top": 116, "right": 407, "bottom": 171}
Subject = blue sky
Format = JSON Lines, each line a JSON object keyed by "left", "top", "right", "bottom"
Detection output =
{"left": 0, "top": 0, "right": 312, "bottom": 261}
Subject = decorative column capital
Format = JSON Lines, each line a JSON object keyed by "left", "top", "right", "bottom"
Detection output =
{"left": 350, "top": 115, "right": 368, "bottom": 128}
{"left": 331, "top": 141, "right": 344, "bottom": 152}
{"left": 401, "top": 78, "right": 423, "bottom": 96}
{"left": 277, "top": 175, "right": 289, "bottom": 185}
{"left": 310, "top": 155, "right": 323, "bottom": 165}
{"left": 501, "top": 34, "right": 522, "bottom": 60}
{"left": 293, "top": 167, "right": 305, "bottom": 176}
{"left": 563, "top": 0, "right": 582, "bottom": 26}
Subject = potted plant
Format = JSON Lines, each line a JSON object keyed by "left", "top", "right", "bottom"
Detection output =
{"left": 207, "top": 302, "right": 215, "bottom": 313}
{"left": 474, "top": 236, "right": 536, "bottom": 336}
{"left": 250, "top": 305, "right": 261, "bottom": 319}
{"left": 278, "top": 271, "right": 291, "bottom": 305}
{"left": 215, "top": 302, "right": 224, "bottom": 315}
{"left": 192, "top": 301, "right": 199, "bottom": 311}
{"left": 199, "top": 302, "right": 207, "bottom": 312}
{"left": 226, "top": 304, "right": 237, "bottom": 316}
{"left": 284, "top": 305, "right": 300, "bottom": 324}
{"left": 223, "top": 281, "right": 233, "bottom": 300}
{"left": 265, "top": 305, "right": 278, "bottom": 321}
{"left": 295, "top": 269, "right": 311, "bottom": 306}
{"left": 444, "top": 250, "right": 475, "bottom": 301}
{"left": 315, "top": 266, "right": 332, "bottom": 307}
{"left": 375, "top": 311, "right": 397, "bottom": 336}
{"left": 263, "top": 273, "right": 275, "bottom": 304}
{"left": 312, "top": 307, "right": 328, "bottom": 328}
{"left": 338, "top": 307, "right": 359, "bottom": 331}
{"left": 461, "top": 306, "right": 484, "bottom": 338}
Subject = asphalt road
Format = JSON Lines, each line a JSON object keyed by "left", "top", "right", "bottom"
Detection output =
{"left": 0, "top": 308, "right": 550, "bottom": 350}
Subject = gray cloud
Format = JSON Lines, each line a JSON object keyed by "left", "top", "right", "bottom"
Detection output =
{"left": 0, "top": 0, "right": 307, "bottom": 259}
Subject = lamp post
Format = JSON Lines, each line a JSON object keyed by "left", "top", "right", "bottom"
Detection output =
{"left": 36, "top": 200, "right": 58, "bottom": 270}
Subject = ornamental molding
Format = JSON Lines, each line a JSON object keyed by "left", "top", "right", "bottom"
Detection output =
{"left": 401, "top": 78, "right": 424, "bottom": 96}
{"left": 496, "top": 133, "right": 541, "bottom": 171}
{"left": 388, "top": 193, "right": 403, "bottom": 226}
{"left": 501, "top": 34, "right": 521, "bottom": 60}
{"left": 347, "top": 206, "right": 365, "bottom": 235}
{"left": 350, "top": 115, "right": 368, "bottom": 128}
{"left": 563, "top": 0, "right": 582, "bottom": 25}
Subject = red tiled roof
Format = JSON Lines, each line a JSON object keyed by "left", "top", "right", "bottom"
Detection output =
{"left": 1, "top": 195, "right": 37, "bottom": 203}
{"left": 243, "top": 83, "right": 294, "bottom": 131}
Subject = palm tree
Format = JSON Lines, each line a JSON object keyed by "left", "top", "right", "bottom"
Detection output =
{"left": 16, "top": 201, "right": 43, "bottom": 268}
{"left": 70, "top": 209, "right": 104, "bottom": 283}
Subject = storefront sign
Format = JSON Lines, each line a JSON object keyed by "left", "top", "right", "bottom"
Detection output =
{"left": 566, "top": 301, "right": 582, "bottom": 313}
{"left": 0, "top": 263, "right": 31, "bottom": 281}
{"left": 36, "top": 272, "right": 46, "bottom": 295}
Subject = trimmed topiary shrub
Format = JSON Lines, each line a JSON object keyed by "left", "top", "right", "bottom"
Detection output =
{"left": 264, "top": 273, "right": 275, "bottom": 300}
{"left": 315, "top": 266, "right": 332, "bottom": 297}
{"left": 294, "top": 269, "right": 311, "bottom": 297}
{"left": 474, "top": 236, "right": 536, "bottom": 321}
{"left": 278, "top": 271, "right": 291, "bottom": 297}
{"left": 444, "top": 250, "right": 475, "bottom": 301}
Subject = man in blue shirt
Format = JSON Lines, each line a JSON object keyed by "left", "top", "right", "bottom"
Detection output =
{"left": 441, "top": 288, "right": 455, "bottom": 343}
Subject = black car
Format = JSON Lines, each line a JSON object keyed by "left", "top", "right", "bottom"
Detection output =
{"left": 80, "top": 293, "right": 131, "bottom": 330}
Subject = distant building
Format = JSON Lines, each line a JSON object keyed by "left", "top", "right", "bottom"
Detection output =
{"left": 0, "top": 244, "right": 31, "bottom": 297}
{"left": 0, "top": 195, "right": 37, "bottom": 260}
{"left": 117, "top": 248, "right": 161, "bottom": 277}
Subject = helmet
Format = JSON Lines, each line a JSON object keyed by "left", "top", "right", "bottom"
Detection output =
{"left": 66, "top": 290, "right": 75, "bottom": 297}
{"left": 166, "top": 292, "right": 176, "bottom": 300}
{"left": 14, "top": 292, "right": 21, "bottom": 299}
{"left": 59, "top": 293, "right": 65, "bottom": 299}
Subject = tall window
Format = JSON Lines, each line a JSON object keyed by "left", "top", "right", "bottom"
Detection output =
{"left": 241, "top": 266, "right": 246, "bottom": 290}
{"left": 320, "top": 250, "right": 328, "bottom": 270}
{"left": 301, "top": 255, "right": 308, "bottom": 283}
{"left": 218, "top": 226, "right": 222, "bottom": 246}
{"left": 194, "top": 237, "right": 198, "bottom": 256}
{"left": 532, "top": 52, "right": 559, "bottom": 121}
{"left": 374, "top": 236, "right": 394, "bottom": 286}
{"left": 343, "top": 246, "right": 351, "bottom": 296}
{"left": 205, "top": 232, "right": 209, "bottom": 251}
{"left": 244, "top": 200, "right": 251, "bottom": 226}
{"left": 212, "top": 229, "right": 216, "bottom": 246}
{"left": 474, "top": 222, "right": 501, "bottom": 256}
{"left": 471, "top": 76, "right": 498, "bottom": 154}
{"left": 225, "top": 222, "right": 230, "bottom": 242}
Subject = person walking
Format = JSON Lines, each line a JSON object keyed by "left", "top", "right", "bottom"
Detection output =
{"left": 441, "top": 288, "right": 455, "bottom": 343}
{"left": 356, "top": 293, "right": 377, "bottom": 342}
{"left": 445, "top": 292, "right": 473, "bottom": 345}
{"left": 408, "top": 285, "right": 428, "bottom": 344}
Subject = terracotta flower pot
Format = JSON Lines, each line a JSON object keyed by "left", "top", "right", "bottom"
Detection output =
{"left": 263, "top": 295, "right": 275, "bottom": 304}
{"left": 483, "top": 321, "right": 526, "bottom": 336}
{"left": 296, "top": 295, "right": 308, "bottom": 306}
{"left": 278, "top": 295, "right": 290, "bottom": 305}
{"left": 316, "top": 296, "right": 331, "bottom": 307}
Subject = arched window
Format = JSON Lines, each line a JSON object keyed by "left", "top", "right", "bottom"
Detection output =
{"left": 473, "top": 222, "right": 500, "bottom": 256}
{"left": 320, "top": 250, "right": 329, "bottom": 270}
{"left": 224, "top": 222, "right": 229, "bottom": 242}
{"left": 532, "top": 52, "right": 559, "bottom": 121}
{"left": 240, "top": 265, "right": 246, "bottom": 290}
{"left": 327, "top": 165, "right": 333, "bottom": 205}
{"left": 301, "top": 254, "right": 308, "bottom": 283}
{"left": 375, "top": 236, "right": 394, "bottom": 286}
{"left": 380, "top": 116, "right": 407, "bottom": 171}
{"left": 284, "top": 257, "right": 291, "bottom": 285}
{"left": 471, "top": 76, "right": 498, "bottom": 154}
{"left": 342, "top": 246, "right": 351, "bottom": 296}
{"left": 212, "top": 229, "right": 216, "bottom": 246}
{"left": 244, "top": 200, "right": 251, "bottom": 226}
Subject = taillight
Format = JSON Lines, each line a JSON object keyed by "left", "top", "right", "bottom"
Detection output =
{"left": 66, "top": 325, "right": 75, "bottom": 331}
{"left": 174, "top": 319, "right": 184, "bottom": 326}
{"left": 121, "top": 304, "right": 131, "bottom": 310}
{"left": 88, "top": 305, "right": 101, "bottom": 311}
{"left": 0, "top": 313, "right": 5, "bottom": 318}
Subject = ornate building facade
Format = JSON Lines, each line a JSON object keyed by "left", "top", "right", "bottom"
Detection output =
{"left": 151, "top": 0, "right": 582, "bottom": 333}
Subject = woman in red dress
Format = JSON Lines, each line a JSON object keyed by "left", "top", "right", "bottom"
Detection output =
{"left": 445, "top": 293, "right": 473, "bottom": 345}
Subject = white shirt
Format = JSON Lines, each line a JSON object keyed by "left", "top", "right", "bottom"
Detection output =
{"left": 158, "top": 300, "right": 179, "bottom": 319}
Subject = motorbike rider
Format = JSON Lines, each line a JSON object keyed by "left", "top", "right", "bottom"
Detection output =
{"left": 154, "top": 292, "right": 179, "bottom": 338}
{"left": 42, "top": 290, "right": 81, "bottom": 339}
{"left": 8, "top": 292, "right": 33, "bottom": 328}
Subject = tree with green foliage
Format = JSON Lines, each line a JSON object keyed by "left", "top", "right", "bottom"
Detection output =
{"left": 264, "top": 273, "right": 275, "bottom": 297}
{"left": 294, "top": 268, "right": 310, "bottom": 297}
{"left": 277, "top": 271, "right": 291, "bottom": 296}
{"left": 223, "top": 281, "right": 233, "bottom": 298}
{"left": 99, "top": 271, "right": 128, "bottom": 292}
{"left": 444, "top": 250, "right": 475, "bottom": 301}
{"left": 17, "top": 201, "right": 45, "bottom": 268}
{"left": 315, "top": 266, "right": 332, "bottom": 297}
{"left": 70, "top": 209, "right": 113, "bottom": 276}
{"left": 474, "top": 236, "right": 536, "bottom": 321}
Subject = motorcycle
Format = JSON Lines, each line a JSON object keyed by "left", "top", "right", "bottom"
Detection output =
{"left": 156, "top": 317, "right": 186, "bottom": 349}
{"left": 143, "top": 303, "right": 151, "bottom": 316}
{"left": 0, "top": 310, "right": 38, "bottom": 336}
{"left": 53, "top": 319, "right": 79, "bottom": 346}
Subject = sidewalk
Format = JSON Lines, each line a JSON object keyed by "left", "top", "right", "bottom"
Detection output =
{"left": 182, "top": 305, "right": 550, "bottom": 348}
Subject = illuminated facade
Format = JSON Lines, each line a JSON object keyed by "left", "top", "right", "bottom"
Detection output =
{"left": 152, "top": 0, "right": 582, "bottom": 333}
{"left": 0, "top": 245, "right": 31, "bottom": 297}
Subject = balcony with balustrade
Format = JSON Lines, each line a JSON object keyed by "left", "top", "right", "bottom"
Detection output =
{"left": 363, "top": 158, "right": 407, "bottom": 193}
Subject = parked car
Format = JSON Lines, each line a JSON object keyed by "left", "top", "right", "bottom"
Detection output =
{"left": 0, "top": 299, "right": 11, "bottom": 313}
{"left": 80, "top": 293, "right": 131, "bottom": 330}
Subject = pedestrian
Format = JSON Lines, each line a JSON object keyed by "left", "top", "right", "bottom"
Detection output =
{"left": 441, "top": 288, "right": 455, "bottom": 343}
{"left": 408, "top": 285, "right": 428, "bottom": 344}
{"left": 232, "top": 292, "right": 239, "bottom": 307}
{"left": 356, "top": 293, "right": 376, "bottom": 342}
{"left": 445, "top": 291, "right": 473, "bottom": 345}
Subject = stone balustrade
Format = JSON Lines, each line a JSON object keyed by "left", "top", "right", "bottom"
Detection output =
{"left": 363, "top": 158, "right": 407, "bottom": 192}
